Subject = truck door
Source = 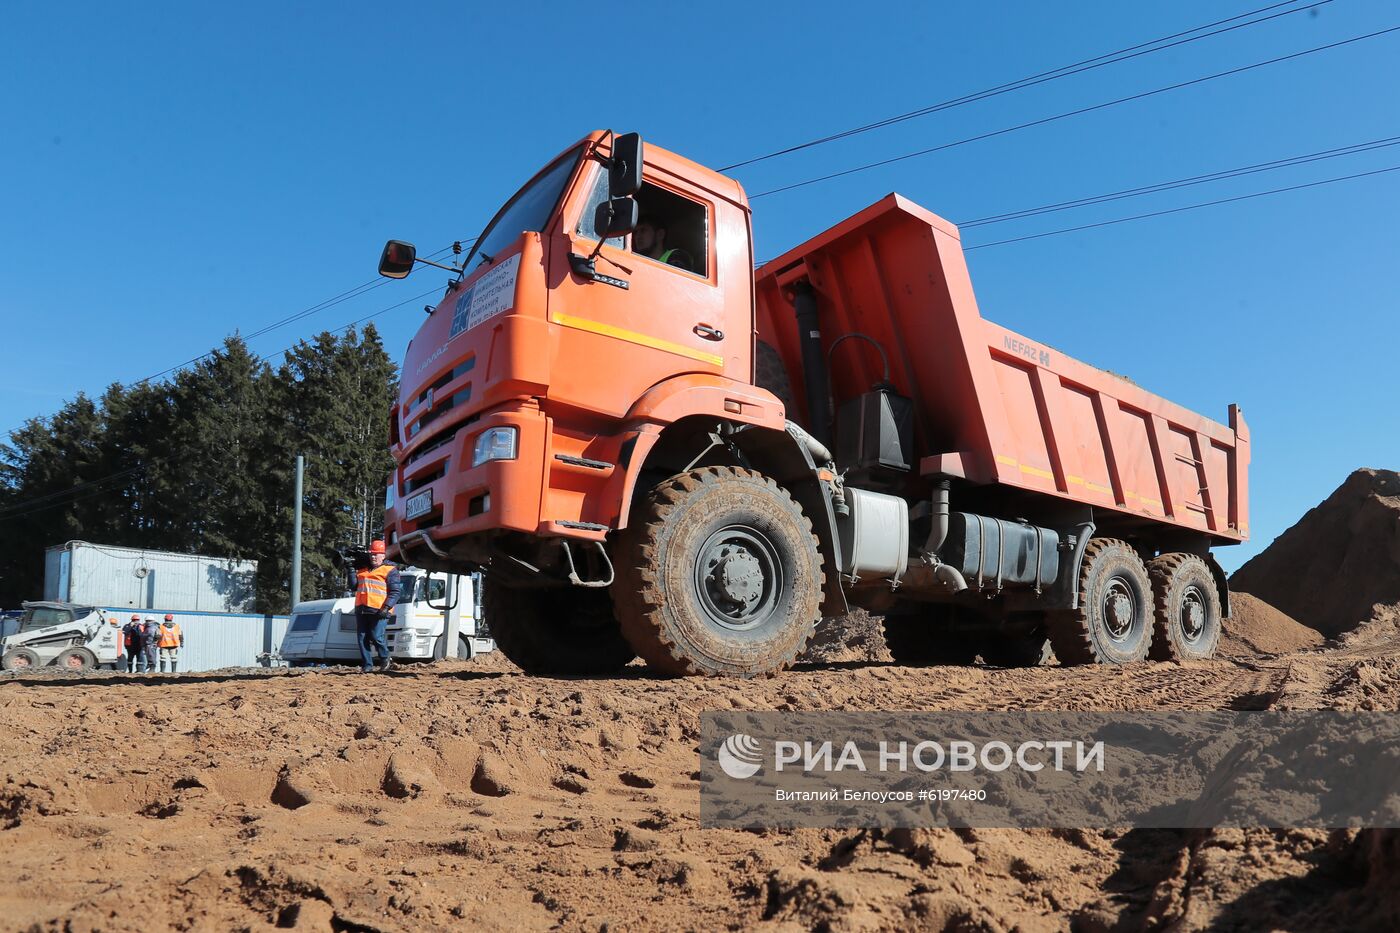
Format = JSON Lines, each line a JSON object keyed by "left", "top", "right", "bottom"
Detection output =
{"left": 546, "top": 162, "right": 733, "bottom": 419}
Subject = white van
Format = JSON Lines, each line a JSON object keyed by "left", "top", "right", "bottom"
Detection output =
{"left": 278, "top": 570, "right": 492, "bottom": 666}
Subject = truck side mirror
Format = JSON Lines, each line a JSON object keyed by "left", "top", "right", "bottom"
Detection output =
{"left": 593, "top": 198, "right": 639, "bottom": 239}
{"left": 609, "top": 132, "right": 643, "bottom": 197}
{"left": 378, "top": 240, "right": 417, "bottom": 279}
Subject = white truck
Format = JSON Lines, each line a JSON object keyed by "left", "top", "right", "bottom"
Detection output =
{"left": 0, "top": 601, "right": 122, "bottom": 671}
{"left": 277, "top": 569, "right": 492, "bottom": 666}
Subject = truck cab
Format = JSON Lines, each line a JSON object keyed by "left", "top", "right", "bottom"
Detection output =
{"left": 278, "top": 570, "right": 491, "bottom": 666}
{"left": 384, "top": 132, "right": 765, "bottom": 561}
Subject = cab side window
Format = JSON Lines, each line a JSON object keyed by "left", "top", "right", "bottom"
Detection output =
{"left": 632, "top": 184, "right": 708, "bottom": 277}
{"left": 575, "top": 167, "right": 626, "bottom": 250}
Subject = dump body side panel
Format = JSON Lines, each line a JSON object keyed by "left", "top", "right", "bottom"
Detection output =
{"left": 754, "top": 194, "right": 1247, "bottom": 544}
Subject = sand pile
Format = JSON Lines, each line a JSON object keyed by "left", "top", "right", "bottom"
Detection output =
{"left": 1231, "top": 468, "right": 1400, "bottom": 637}
{"left": 800, "top": 609, "right": 888, "bottom": 664}
{"left": 1220, "top": 592, "right": 1324, "bottom": 657}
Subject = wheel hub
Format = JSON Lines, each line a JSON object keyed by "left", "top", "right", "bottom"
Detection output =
{"left": 715, "top": 548, "right": 763, "bottom": 605}
{"left": 1181, "top": 587, "right": 1206, "bottom": 641}
{"left": 696, "top": 527, "right": 783, "bottom": 631}
{"left": 1103, "top": 580, "right": 1136, "bottom": 640}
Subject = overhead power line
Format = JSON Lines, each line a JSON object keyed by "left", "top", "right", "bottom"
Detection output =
{"left": 0, "top": 466, "right": 146, "bottom": 519}
{"left": 0, "top": 467, "right": 149, "bottom": 524}
{"left": 752, "top": 131, "right": 1400, "bottom": 265}
{"left": 958, "top": 133, "right": 1400, "bottom": 227}
{"left": 722, "top": 0, "right": 1328, "bottom": 172}
{"left": 133, "top": 239, "right": 470, "bottom": 386}
{"left": 964, "top": 161, "right": 1400, "bottom": 250}
{"left": 255, "top": 285, "right": 448, "bottom": 365}
{"left": 750, "top": 23, "right": 1400, "bottom": 199}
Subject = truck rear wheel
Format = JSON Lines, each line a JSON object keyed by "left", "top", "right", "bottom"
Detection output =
{"left": 481, "top": 577, "right": 634, "bottom": 676}
{"left": 1148, "top": 553, "right": 1222, "bottom": 660}
{"left": 55, "top": 647, "right": 97, "bottom": 672}
{"left": 1047, "top": 538, "right": 1153, "bottom": 665}
{"left": 2, "top": 647, "right": 41, "bottom": 672}
{"left": 612, "top": 466, "right": 823, "bottom": 677}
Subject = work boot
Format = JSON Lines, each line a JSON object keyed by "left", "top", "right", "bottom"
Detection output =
{"left": 379, "top": 658, "right": 393, "bottom": 672}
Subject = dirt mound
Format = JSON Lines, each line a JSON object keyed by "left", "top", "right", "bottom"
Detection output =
{"left": 1231, "top": 468, "right": 1400, "bottom": 637}
{"left": 801, "top": 609, "right": 889, "bottom": 664}
{"left": 3, "top": 630, "right": 1399, "bottom": 930}
{"left": 1338, "top": 603, "right": 1400, "bottom": 651}
{"left": 1220, "top": 592, "right": 1324, "bottom": 657}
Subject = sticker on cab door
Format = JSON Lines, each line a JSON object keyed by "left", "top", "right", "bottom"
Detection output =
{"left": 450, "top": 254, "right": 522, "bottom": 339}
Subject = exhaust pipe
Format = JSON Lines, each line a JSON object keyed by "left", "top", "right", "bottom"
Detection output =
{"left": 921, "top": 480, "right": 967, "bottom": 593}
{"left": 792, "top": 281, "right": 832, "bottom": 447}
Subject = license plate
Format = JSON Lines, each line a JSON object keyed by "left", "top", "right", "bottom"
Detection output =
{"left": 403, "top": 488, "right": 434, "bottom": 520}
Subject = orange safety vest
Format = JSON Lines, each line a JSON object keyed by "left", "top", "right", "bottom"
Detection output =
{"left": 354, "top": 564, "right": 395, "bottom": 610}
{"left": 158, "top": 623, "right": 181, "bottom": 648}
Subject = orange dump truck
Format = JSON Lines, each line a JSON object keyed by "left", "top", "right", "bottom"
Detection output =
{"left": 379, "top": 130, "right": 1248, "bottom": 677}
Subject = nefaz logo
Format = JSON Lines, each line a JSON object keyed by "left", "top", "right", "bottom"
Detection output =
{"left": 1004, "top": 335, "right": 1051, "bottom": 368}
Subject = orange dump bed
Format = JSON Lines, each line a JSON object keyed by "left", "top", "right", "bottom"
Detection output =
{"left": 755, "top": 194, "right": 1249, "bottom": 544}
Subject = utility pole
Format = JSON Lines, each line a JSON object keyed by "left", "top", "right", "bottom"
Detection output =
{"left": 290, "top": 454, "right": 304, "bottom": 612}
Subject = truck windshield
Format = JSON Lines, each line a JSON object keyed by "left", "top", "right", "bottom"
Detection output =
{"left": 465, "top": 147, "right": 581, "bottom": 269}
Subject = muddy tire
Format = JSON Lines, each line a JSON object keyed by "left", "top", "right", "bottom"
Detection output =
{"left": 1148, "top": 553, "right": 1222, "bottom": 661}
{"left": 54, "top": 647, "right": 98, "bottom": 672}
{"left": 2, "top": 648, "right": 41, "bottom": 672}
{"left": 882, "top": 613, "right": 980, "bottom": 666}
{"left": 1047, "top": 538, "right": 1154, "bottom": 665}
{"left": 480, "top": 577, "right": 634, "bottom": 676}
{"left": 432, "top": 632, "right": 473, "bottom": 661}
{"left": 612, "top": 466, "right": 823, "bottom": 677}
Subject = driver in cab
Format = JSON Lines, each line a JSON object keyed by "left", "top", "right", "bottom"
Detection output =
{"left": 632, "top": 215, "right": 693, "bottom": 272}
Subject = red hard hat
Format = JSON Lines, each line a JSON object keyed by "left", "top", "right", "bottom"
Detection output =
{"left": 369, "top": 540, "right": 386, "bottom": 554}
{"left": 131, "top": 614, "right": 140, "bottom": 621}
{"left": 164, "top": 614, "right": 174, "bottom": 621}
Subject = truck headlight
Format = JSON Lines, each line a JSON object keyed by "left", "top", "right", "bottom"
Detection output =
{"left": 472, "top": 427, "right": 518, "bottom": 467}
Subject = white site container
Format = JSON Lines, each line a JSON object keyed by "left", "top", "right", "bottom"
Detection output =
{"left": 43, "top": 540, "right": 258, "bottom": 613}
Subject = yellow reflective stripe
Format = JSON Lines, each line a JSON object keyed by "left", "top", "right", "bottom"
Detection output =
{"left": 1001, "top": 455, "right": 1126, "bottom": 498}
{"left": 992, "top": 454, "right": 1053, "bottom": 480}
{"left": 552, "top": 311, "right": 723, "bottom": 367}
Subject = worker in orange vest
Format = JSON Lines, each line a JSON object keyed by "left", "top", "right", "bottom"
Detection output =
{"left": 348, "top": 540, "right": 402, "bottom": 673}
{"left": 157, "top": 614, "right": 184, "bottom": 673}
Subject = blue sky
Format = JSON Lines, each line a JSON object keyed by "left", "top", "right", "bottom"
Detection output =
{"left": 2, "top": 1, "right": 1397, "bottom": 571}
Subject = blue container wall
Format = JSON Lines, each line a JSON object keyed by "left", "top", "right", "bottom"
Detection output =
{"left": 110, "top": 609, "right": 289, "bottom": 671}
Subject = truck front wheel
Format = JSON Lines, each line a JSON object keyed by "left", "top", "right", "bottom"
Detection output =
{"left": 480, "top": 577, "right": 634, "bottom": 676}
{"left": 1047, "top": 538, "right": 1153, "bottom": 665}
{"left": 1148, "top": 553, "right": 1222, "bottom": 660}
{"left": 612, "top": 466, "right": 824, "bottom": 677}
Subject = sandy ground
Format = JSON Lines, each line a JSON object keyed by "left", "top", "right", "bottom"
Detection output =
{"left": 3, "top": 630, "right": 1399, "bottom": 933}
